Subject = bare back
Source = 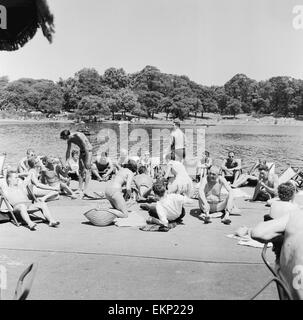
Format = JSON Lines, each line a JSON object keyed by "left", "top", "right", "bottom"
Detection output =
{"left": 68, "top": 132, "right": 92, "bottom": 152}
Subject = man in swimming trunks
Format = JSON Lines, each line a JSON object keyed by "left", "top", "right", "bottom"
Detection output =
{"left": 133, "top": 166, "right": 153, "bottom": 201}
{"left": 252, "top": 164, "right": 278, "bottom": 201}
{"left": 91, "top": 152, "right": 114, "bottom": 182}
{"left": 2, "top": 171, "right": 60, "bottom": 231}
{"left": 252, "top": 198, "right": 303, "bottom": 299}
{"left": 169, "top": 121, "right": 186, "bottom": 163}
{"left": 60, "top": 130, "right": 93, "bottom": 197}
{"left": 104, "top": 159, "right": 137, "bottom": 218}
{"left": 198, "top": 166, "right": 234, "bottom": 225}
{"left": 221, "top": 151, "right": 242, "bottom": 184}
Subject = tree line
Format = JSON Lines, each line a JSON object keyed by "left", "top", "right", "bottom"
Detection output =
{"left": 1, "top": 66, "right": 303, "bottom": 120}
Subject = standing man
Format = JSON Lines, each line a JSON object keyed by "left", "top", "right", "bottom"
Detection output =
{"left": 60, "top": 130, "right": 93, "bottom": 197}
{"left": 169, "top": 121, "right": 186, "bottom": 163}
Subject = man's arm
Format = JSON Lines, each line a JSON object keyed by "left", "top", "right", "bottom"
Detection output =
{"left": 104, "top": 159, "right": 114, "bottom": 178}
{"left": 251, "top": 214, "right": 289, "bottom": 243}
{"left": 261, "top": 175, "right": 279, "bottom": 196}
{"left": 198, "top": 179, "right": 209, "bottom": 206}
{"left": 221, "top": 159, "right": 229, "bottom": 172}
{"left": 66, "top": 140, "right": 72, "bottom": 161}
{"left": 29, "top": 171, "right": 59, "bottom": 191}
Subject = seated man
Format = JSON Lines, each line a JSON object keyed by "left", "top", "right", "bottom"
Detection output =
{"left": 139, "top": 152, "right": 152, "bottom": 176}
{"left": 113, "top": 148, "right": 129, "bottom": 172}
{"left": 133, "top": 166, "right": 153, "bottom": 201}
{"left": 25, "top": 158, "right": 60, "bottom": 202}
{"left": 41, "top": 157, "right": 77, "bottom": 199}
{"left": 104, "top": 160, "right": 137, "bottom": 218}
{"left": 196, "top": 150, "right": 212, "bottom": 182}
{"left": 252, "top": 164, "right": 278, "bottom": 202}
{"left": 221, "top": 151, "right": 242, "bottom": 184}
{"left": 2, "top": 171, "right": 60, "bottom": 230}
{"left": 17, "top": 149, "right": 37, "bottom": 177}
{"left": 231, "top": 159, "right": 267, "bottom": 188}
{"left": 251, "top": 202, "right": 303, "bottom": 299}
{"left": 198, "top": 166, "right": 234, "bottom": 225}
{"left": 92, "top": 152, "right": 114, "bottom": 182}
{"left": 146, "top": 181, "right": 194, "bottom": 227}
{"left": 66, "top": 150, "right": 80, "bottom": 181}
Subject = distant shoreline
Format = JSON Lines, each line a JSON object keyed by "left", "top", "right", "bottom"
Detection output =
{"left": 1, "top": 114, "right": 303, "bottom": 126}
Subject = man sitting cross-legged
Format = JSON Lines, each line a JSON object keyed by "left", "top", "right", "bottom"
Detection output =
{"left": 198, "top": 166, "right": 234, "bottom": 225}
{"left": 2, "top": 171, "right": 60, "bottom": 231}
{"left": 133, "top": 166, "right": 153, "bottom": 202}
{"left": 145, "top": 181, "right": 194, "bottom": 228}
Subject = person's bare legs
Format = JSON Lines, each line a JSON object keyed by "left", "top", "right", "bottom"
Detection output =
{"left": 233, "top": 170, "right": 241, "bottom": 184}
{"left": 34, "top": 202, "right": 59, "bottom": 226}
{"left": 60, "top": 182, "right": 77, "bottom": 199}
{"left": 14, "top": 205, "right": 36, "bottom": 229}
{"left": 33, "top": 188, "right": 59, "bottom": 202}
{"left": 83, "top": 168, "right": 91, "bottom": 196}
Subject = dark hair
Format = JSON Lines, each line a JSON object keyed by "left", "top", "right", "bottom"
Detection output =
{"left": 60, "top": 130, "right": 70, "bottom": 139}
{"left": 138, "top": 166, "right": 147, "bottom": 175}
{"left": 278, "top": 182, "right": 296, "bottom": 201}
{"left": 101, "top": 152, "right": 108, "bottom": 157}
{"left": 205, "top": 151, "right": 210, "bottom": 157}
{"left": 71, "top": 150, "right": 79, "bottom": 157}
{"left": 174, "top": 121, "right": 181, "bottom": 128}
{"left": 228, "top": 151, "right": 235, "bottom": 157}
{"left": 125, "top": 159, "right": 137, "bottom": 173}
{"left": 258, "top": 164, "right": 269, "bottom": 172}
{"left": 153, "top": 181, "right": 166, "bottom": 197}
{"left": 27, "top": 158, "right": 36, "bottom": 169}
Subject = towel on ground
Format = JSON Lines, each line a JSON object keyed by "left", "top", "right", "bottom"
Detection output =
{"left": 140, "top": 222, "right": 178, "bottom": 232}
{"left": 115, "top": 212, "right": 147, "bottom": 227}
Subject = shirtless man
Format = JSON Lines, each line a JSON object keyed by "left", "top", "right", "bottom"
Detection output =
{"left": 60, "top": 130, "right": 93, "bottom": 196}
{"left": 169, "top": 121, "right": 186, "bottom": 163}
{"left": 91, "top": 152, "right": 114, "bottom": 182}
{"left": 221, "top": 151, "right": 242, "bottom": 184}
{"left": 133, "top": 166, "right": 153, "bottom": 201}
{"left": 104, "top": 159, "right": 137, "bottom": 218}
{"left": 198, "top": 166, "right": 234, "bottom": 225}
{"left": 252, "top": 200, "right": 303, "bottom": 299}
{"left": 252, "top": 164, "right": 278, "bottom": 201}
{"left": 2, "top": 171, "right": 59, "bottom": 230}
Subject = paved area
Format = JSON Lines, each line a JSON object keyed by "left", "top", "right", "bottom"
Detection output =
{"left": 0, "top": 181, "right": 284, "bottom": 300}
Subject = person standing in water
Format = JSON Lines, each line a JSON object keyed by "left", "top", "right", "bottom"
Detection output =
{"left": 60, "top": 130, "right": 93, "bottom": 197}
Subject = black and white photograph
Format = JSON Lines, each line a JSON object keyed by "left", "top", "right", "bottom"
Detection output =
{"left": 1, "top": 0, "right": 303, "bottom": 305}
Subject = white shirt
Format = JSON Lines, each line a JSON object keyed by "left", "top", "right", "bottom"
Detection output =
{"left": 156, "top": 194, "right": 189, "bottom": 225}
{"left": 171, "top": 128, "right": 185, "bottom": 150}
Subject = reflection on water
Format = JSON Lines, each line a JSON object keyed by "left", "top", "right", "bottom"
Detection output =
{"left": 0, "top": 122, "right": 302, "bottom": 174}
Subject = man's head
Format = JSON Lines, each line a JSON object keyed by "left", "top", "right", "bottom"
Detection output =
{"left": 173, "top": 121, "right": 181, "bottom": 129}
{"left": 45, "top": 156, "right": 55, "bottom": 170}
{"left": 278, "top": 182, "right": 296, "bottom": 202}
{"left": 138, "top": 166, "right": 147, "bottom": 175}
{"left": 6, "top": 171, "right": 18, "bottom": 187}
{"left": 205, "top": 151, "right": 210, "bottom": 157}
{"left": 207, "top": 166, "right": 220, "bottom": 182}
{"left": 26, "top": 149, "right": 36, "bottom": 160}
{"left": 125, "top": 159, "right": 137, "bottom": 173}
{"left": 153, "top": 181, "right": 166, "bottom": 198}
{"left": 60, "top": 130, "right": 71, "bottom": 140}
{"left": 100, "top": 152, "right": 108, "bottom": 162}
{"left": 228, "top": 151, "right": 235, "bottom": 159}
{"left": 258, "top": 164, "right": 269, "bottom": 180}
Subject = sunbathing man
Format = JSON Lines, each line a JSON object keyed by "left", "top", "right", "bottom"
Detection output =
{"left": 231, "top": 159, "right": 267, "bottom": 188}
{"left": 164, "top": 155, "right": 193, "bottom": 197}
{"left": 145, "top": 180, "right": 194, "bottom": 227}
{"left": 91, "top": 152, "right": 114, "bottom": 182}
{"left": 17, "top": 149, "right": 37, "bottom": 177}
{"left": 133, "top": 166, "right": 153, "bottom": 201}
{"left": 66, "top": 150, "right": 80, "bottom": 181}
{"left": 251, "top": 197, "right": 303, "bottom": 299}
{"left": 41, "top": 156, "right": 77, "bottom": 199}
{"left": 221, "top": 151, "right": 242, "bottom": 184}
{"left": 198, "top": 166, "right": 234, "bottom": 225}
{"left": 60, "top": 130, "right": 93, "bottom": 197}
{"left": 104, "top": 159, "right": 137, "bottom": 218}
{"left": 3, "top": 171, "right": 60, "bottom": 231}
{"left": 196, "top": 150, "right": 212, "bottom": 182}
{"left": 25, "top": 158, "right": 60, "bottom": 202}
{"left": 252, "top": 164, "right": 278, "bottom": 201}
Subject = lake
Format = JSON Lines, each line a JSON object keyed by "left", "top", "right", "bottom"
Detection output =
{"left": 0, "top": 121, "right": 302, "bottom": 174}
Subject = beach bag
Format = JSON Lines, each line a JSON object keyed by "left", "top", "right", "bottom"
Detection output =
{"left": 0, "top": 0, "right": 54, "bottom": 51}
{"left": 84, "top": 208, "right": 116, "bottom": 227}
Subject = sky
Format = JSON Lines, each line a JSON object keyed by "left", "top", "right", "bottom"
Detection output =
{"left": 1, "top": 0, "right": 303, "bottom": 86}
